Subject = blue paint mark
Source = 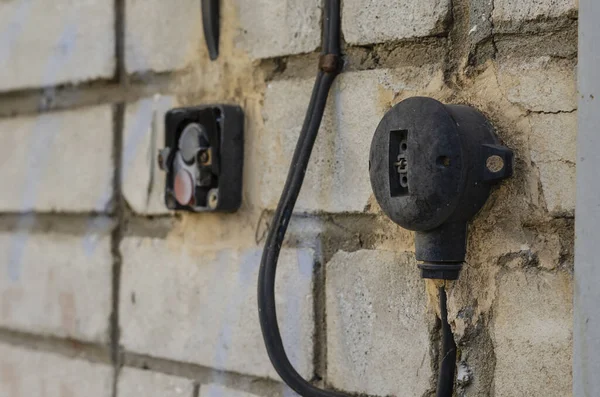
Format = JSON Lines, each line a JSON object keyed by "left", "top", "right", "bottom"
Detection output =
{"left": 83, "top": 95, "right": 175, "bottom": 254}
{"left": 189, "top": 249, "right": 234, "bottom": 397}
{"left": 122, "top": 100, "right": 155, "bottom": 173}
{"left": 281, "top": 249, "right": 313, "bottom": 375}
{"left": 209, "top": 249, "right": 258, "bottom": 391}
{"left": 81, "top": 18, "right": 176, "bottom": 254}
{"left": 7, "top": 214, "right": 35, "bottom": 282}
{"left": 83, "top": 99, "right": 154, "bottom": 255}
{"left": 17, "top": 21, "right": 79, "bottom": 207}
{"left": 0, "top": 0, "right": 35, "bottom": 68}
{"left": 81, "top": 21, "right": 166, "bottom": 254}
{"left": 81, "top": 216, "right": 114, "bottom": 255}
{"left": 6, "top": 21, "right": 79, "bottom": 281}
{"left": 125, "top": 25, "right": 145, "bottom": 76}
{"left": 278, "top": 221, "right": 323, "bottom": 396}
{"left": 296, "top": 249, "right": 314, "bottom": 278}
{"left": 282, "top": 385, "right": 299, "bottom": 397}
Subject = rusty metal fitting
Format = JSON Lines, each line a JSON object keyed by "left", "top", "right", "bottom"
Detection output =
{"left": 319, "top": 54, "right": 341, "bottom": 73}
{"left": 196, "top": 147, "right": 213, "bottom": 166}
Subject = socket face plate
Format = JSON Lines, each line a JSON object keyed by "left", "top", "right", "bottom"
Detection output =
{"left": 161, "top": 105, "right": 244, "bottom": 213}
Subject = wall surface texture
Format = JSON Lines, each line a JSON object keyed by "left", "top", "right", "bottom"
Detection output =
{"left": 0, "top": 0, "right": 577, "bottom": 396}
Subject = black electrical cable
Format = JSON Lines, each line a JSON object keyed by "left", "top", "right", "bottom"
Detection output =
{"left": 323, "top": 0, "right": 341, "bottom": 55}
{"left": 257, "top": 2, "right": 343, "bottom": 396}
{"left": 437, "top": 286, "right": 457, "bottom": 397}
{"left": 257, "top": 1, "right": 456, "bottom": 396}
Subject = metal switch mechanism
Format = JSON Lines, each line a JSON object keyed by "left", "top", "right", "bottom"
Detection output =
{"left": 369, "top": 97, "right": 514, "bottom": 280}
{"left": 158, "top": 105, "right": 244, "bottom": 212}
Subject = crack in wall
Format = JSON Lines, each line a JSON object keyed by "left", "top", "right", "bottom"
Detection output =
{"left": 110, "top": 2, "right": 126, "bottom": 396}
{"left": 109, "top": 102, "right": 125, "bottom": 397}
{"left": 529, "top": 109, "right": 577, "bottom": 115}
{"left": 490, "top": 0, "right": 498, "bottom": 59}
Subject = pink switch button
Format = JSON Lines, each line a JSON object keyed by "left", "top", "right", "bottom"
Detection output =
{"left": 174, "top": 169, "right": 194, "bottom": 206}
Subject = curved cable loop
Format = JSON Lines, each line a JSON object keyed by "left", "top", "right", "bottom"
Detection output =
{"left": 257, "top": 1, "right": 456, "bottom": 396}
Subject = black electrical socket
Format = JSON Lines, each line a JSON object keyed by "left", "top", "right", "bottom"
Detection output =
{"left": 158, "top": 105, "right": 244, "bottom": 213}
{"left": 369, "top": 97, "right": 513, "bottom": 280}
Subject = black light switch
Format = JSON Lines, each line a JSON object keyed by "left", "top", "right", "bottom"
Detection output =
{"left": 158, "top": 105, "right": 244, "bottom": 212}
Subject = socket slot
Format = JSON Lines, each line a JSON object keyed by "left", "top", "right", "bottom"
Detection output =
{"left": 389, "top": 129, "right": 409, "bottom": 197}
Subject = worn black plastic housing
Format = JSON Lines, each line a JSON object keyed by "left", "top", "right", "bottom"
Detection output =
{"left": 159, "top": 104, "right": 244, "bottom": 213}
{"left": 369, "top": 97, "right": 513, "bottom": 280}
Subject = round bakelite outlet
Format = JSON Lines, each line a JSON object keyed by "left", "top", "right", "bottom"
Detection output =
{"left": 174, "top": 169, "right": 194, "bottom": 206}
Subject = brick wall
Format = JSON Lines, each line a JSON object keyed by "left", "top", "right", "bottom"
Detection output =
{"left": 0, "top": 0, "right": 577, "bottom": 396}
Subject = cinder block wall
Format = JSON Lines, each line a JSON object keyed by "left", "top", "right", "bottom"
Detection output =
{"left": 0, "top": 0, "right": 577, "bottom": 396}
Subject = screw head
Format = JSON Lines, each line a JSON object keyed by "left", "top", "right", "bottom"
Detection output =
{"left": 198, "top": 151, "right": 208, "bottom": 163}
{"left": 486, "top": 155, "right": 505, "bottom": 173}
{"left": 196, "top": 148, "right": 212, "bottom": 166}
{"left": 207, "top": 189, "right": 219, "bottom": 210}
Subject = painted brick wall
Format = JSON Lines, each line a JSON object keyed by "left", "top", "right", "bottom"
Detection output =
{"left": 0, "top": 0, "right": 577, "bottom": 396}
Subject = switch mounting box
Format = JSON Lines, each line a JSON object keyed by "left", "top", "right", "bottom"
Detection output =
{"left": 158, "top": 105, "right": 244, "bottom": 213}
